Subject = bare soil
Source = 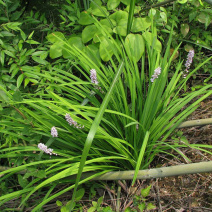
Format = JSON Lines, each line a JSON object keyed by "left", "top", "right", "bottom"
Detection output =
{"left": 81, "top": 100, "right": 212, "bottom": 212}
{"left": 144, "top": 100, "right": 212, "bottom": 212}
{"left": 93, "top": 100, "right": 212, "bottom": 212}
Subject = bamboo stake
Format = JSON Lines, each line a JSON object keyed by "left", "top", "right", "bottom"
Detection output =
{"left": 177, "top": 118, "right": 212, "bottom": 128}
{"left": 90, "top": 161, "right": 212, "bottom": 181}
{"left": 1, "top": 162, "right": 212, "bottom": 181}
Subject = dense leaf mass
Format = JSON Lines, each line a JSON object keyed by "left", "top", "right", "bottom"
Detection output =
{"left": 0, "top": 0, "right": 211, "bottom": 211}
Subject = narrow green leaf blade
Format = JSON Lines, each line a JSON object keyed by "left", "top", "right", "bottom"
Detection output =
{"left": 132, "top": 131, "right": 149, "bottom": 185}
{"left": 69, "top": 60, "right": 125, "bottom": 209}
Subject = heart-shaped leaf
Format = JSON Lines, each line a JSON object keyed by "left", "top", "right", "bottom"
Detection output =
{"left": 62, "top": 37, "right": 84, "bottom": 58}
{"left": 47, "top": 32, "right": 65, "bottom": 43}
{"left": 113, "top": 19, "right": 127, "bottom": 36}
{"left": 82, "top": 25, "right": 98, "bottom": 43}
{"left": 142, "top": 31, "right": 162, "bottom": 52}
{"left": 99, "top": 38, "right": 114, "bottom": 61}
{"left": 131, "top": 17, "right": 151, "bottom": 32}
{"left": 125, "top": 34, "right": 145, "bottom": 62}
{"left": 121, "top": 0, "right": 130, "bottom": 5}
{"left": 181, "top": 23, "right": 189, "bottom": 37}
{"left": 107, "top": 0, "right": 120, "bottom": 10}
{"left": 50, "top": 44, "right": 63, "bottom": 59}
{"left": 78, "top": 11, "right": 94, "bottom": 25}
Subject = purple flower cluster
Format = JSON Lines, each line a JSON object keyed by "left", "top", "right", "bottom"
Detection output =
{"left": 38, "top": 115, "right": 84, "bottom": 156}
{"left": 51, "top": 126, "right": 58, "bottom": 137}
{"left": 150, "top": 67, "right": 161, "bottom": 83}
{"left": 185, "top": 50, "right": 194, "bottom": 70}
{"left": 183, "top": 50, "right": 195, "bottom": 78}
{"left": 38, "top": 143, "right": 57, "bottom": 156}
{"left": 90, "top": 69, "right": 102, "bottom": 91}
{"left": 65, "top": 113, "right": 84, "bottom": 129}
{"left": 90, "top": 69, "right": 99, "bottom": 85}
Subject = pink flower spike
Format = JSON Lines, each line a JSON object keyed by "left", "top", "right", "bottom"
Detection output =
{"left": 90, "top": 69, "right": 99, "bottom": 85}
{"left": 38, "top": 143, "right": 57, "bottom": 156}
{"left": 51, "top": 126, "right": 58, "bottom": 137}
{"left": 185, "top": 50, "right": 194, "bottom": 70}
{"left": 65, "top": 113, "right": 84, "bottom": 129}
{"left": 150, "top": 67, "right": 161, "bottom": 83}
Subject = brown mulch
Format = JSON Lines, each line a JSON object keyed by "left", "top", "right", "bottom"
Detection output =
{"left": 101, "top": 100, "right": 212, "bottom": 212}
{"left": 146, "top": 100, "right": 212, "bottom": 212}
{"left": 82, "top": 100, "right": 212, "bottom": 212}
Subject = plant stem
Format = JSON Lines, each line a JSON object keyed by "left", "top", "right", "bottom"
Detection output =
{"left": 139, "top": 0, "right": 212, "bottom": 14}
{"left": 204, "top": 0, "right": 212, "bottom": 5}
{"left": 11, "top": 106, "right": 34, "bottom": 127}
{"left": 139, "top": 0, "right": 177, "bottom": 13}
{"left": 116, "top": 184, "right": 121, "bottom": 212}
{"left": 77, "top": 0, "right": 82, "bottom": 9}
{"left": 127, "top": 0, "right": 136, "bottom": 34}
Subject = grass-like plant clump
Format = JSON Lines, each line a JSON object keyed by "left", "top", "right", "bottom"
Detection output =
{"left": 0, "top": 0, "right": 211, "bottom": 211}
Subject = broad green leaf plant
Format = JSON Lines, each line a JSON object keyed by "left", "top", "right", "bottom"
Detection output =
{"left": 0, "top": 1, "right": 212, "bottom": 211}
{"left": 49, "top": 0, "right": 152, "bottom": 62}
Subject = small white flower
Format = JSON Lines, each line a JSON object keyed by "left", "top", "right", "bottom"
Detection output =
{"left": 65, "top": 113, "right": 78, "bottom": 127}
{"left": 183, "top": 50, "right": 195, "bottom": 78}
{"left": 185, "top": 50, "right": 194, "bottom": 70}
{"left": 90, "top": 69, "right": 102, "bottom": 91}
{"left": 65, "top": 113, "right": 84, "bottom": 129}
{"left": 51, "top": 126, "right": 58, "bottom": 137}
{"left": 38, "top": 143, "right": 57, "bottom": 156}
{"left": 151, "top": 67, "right": 161, "bottom": 83}
{"left": 90, "top": 69, "right": 99, "bottom": 85}
{"left": 154, "top": 67, "right": 161, "bottom": 75}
